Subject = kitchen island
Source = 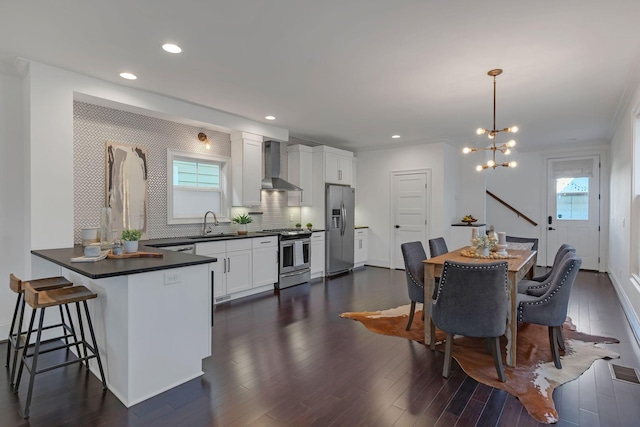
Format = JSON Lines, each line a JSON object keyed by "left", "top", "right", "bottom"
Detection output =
{"left": 31, "top": 245, "right": 217, "bottom": 408}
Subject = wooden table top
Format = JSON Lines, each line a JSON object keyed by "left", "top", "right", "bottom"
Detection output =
{"left": 423, "top": 246, "right": 537, "bottom": 273}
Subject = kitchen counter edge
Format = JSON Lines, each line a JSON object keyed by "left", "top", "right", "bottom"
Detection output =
{"left": 32, "top": 245, "right": 216, "bottom": 280}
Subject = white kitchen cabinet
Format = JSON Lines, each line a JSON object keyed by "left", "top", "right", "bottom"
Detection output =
{"left": 196, "top": 239, "right": 253, "bottom": 302}
{"left": 352, "top": 156, "right": 357, "bottom": 189}
{"left": 287, "top": 144, "right": 313, "bottom": 206}
{"left": 354, "top": 228, "right": 368, "bottom": 268}
{"left": 303, "top": 146, "right": 355, "bottom": 231}
{"left": 310, "top": 231, "right": 325, "bottom": 279}
{"left": 252, "top": 236, "right": 278, "bottom": 287}
{"left": 231, "top": 132, "right": 263, "bottom": 206}
{"left": 226, "top": 240, "right": 252, "bottom": 293}
{"left": 324, "top": 150, "right": 353, "bottom": 185}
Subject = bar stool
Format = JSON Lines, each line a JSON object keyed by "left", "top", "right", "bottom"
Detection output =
{"left": 13, "top": 282, "right": 107, "bottom": 418}
{"left": 6, "top": 274, "right": 73, "bottom": 386}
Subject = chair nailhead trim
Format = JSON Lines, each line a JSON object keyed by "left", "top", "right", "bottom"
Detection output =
{"left": 517, "top": 262, "right": 575, "bottom": 321}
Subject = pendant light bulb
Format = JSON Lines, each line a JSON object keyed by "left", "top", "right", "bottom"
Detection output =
{"left": 205, "top": 141, "right": 211, "bottom": 150}
{"left": 508, "top": 161, "right": 517, "bottom": 168}
{"left": 463, "top": 147, "right": 472, "bottom": 154}
{"left": 476, "top": 165, "right": 483, "bottom": 172}
{"left": 476, "top": 128, "right": 486, "bottom": 135}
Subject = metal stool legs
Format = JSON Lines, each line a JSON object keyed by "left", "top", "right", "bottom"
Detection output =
{"left": 14, "top": 293, "right": 107, "bottom": 418}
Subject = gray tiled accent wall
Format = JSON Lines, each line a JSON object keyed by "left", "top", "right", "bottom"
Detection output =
{"left": 73, "top": 101, "right": 304, "bottom": 243}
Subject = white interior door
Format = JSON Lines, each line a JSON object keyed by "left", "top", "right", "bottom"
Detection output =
{"left": 391, "top": 171, "right": 428, "bottom": 269}
{"left": 546, "top": 156, "right": 600, "bottom": 270}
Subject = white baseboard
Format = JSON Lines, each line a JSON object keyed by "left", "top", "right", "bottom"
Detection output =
{"left": 367, "top": 258, "right": 390, "bottom": 269}
{"left": 608, "top": 272, "right": 640, "bottom": 346}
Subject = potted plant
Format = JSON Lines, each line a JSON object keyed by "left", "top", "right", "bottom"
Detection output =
{"left": 306, "top": 222, "right": 313, "bottom": 231}
{"left": 295, "top": 223, "right": 302, "bottom": 229}
{"left": 472, "top": 235, "right": 497, "bottom": 257}
{"left": 232, "top": 213, "right": 253, "bottom": 235}
{"left": 121, "top": 229, "right": 142, "bottom": 253}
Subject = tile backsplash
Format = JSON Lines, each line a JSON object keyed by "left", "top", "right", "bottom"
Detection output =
{"left": 73, "top": 101, "right": 305, "bottom": 243}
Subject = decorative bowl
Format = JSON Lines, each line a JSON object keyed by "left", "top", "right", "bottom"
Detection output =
{"left": 462, "top": 219, "right": 477, "bottom": 225}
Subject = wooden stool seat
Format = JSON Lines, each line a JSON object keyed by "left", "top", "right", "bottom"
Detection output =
{"left": 14, "top": 283, "right": 107, "bottom": 418}
{"left": 24, "top": 284, "right": 97, "bottom": 308}
{"left": 10, "top": 274, "right": 73, "bottom": 294}
{"left": 6, "top": 274, "right": 74, "bottom": 387}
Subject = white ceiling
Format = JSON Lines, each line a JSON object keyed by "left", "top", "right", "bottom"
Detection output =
{"left": 2, "top": 1, "right": 640, "bottom": 152}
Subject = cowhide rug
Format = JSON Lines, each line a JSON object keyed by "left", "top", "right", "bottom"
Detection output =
{"left": 340, "top": 304, "right": 620, "bottom": 424}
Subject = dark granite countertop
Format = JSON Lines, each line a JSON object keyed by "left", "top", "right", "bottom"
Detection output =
{"left": 143, "top": 231, "right": 280, "bottom": 248}
{"left": 32, "top": 244, "right": 217, "bottom": 280}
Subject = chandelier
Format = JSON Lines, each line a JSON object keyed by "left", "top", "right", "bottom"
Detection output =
{"left": 463, "top": 69, "right": 518, "bottom": 171}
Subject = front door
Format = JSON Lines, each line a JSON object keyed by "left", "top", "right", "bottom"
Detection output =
{"left": 546, "top": 156, "right": 600, "bottom": 270}
{"left": 391, "top": 171, "right": 428, "bottom": 269}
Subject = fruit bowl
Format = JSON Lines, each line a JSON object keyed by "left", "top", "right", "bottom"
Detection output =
{"left": 462, "top": 219, "right": 477, "bottom": 225}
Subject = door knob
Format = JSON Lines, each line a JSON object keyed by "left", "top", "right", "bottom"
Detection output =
{"left": 395, "top": 225, "right": 400, "bottom": 229}
{"left": 548, "top": 227, "right": 556, "bottom": 231}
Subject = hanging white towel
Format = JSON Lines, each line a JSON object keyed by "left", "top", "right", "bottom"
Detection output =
{"left": 294, "top": 240, "right": 304, "bottom": 266}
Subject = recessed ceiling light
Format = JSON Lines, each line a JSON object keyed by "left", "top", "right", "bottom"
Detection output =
{"left": 119, "top": 72, "right": 137, "bottom": 80}
{"left": 162, "top": 43, "right": 182, "bottom": 54}
{"left": 392, "top": 135, "right": 401, "bottom": 139}
{"left": 265, "top": 115, "right": 276, "bottom": 120}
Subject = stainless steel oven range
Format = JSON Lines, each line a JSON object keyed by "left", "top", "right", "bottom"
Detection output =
{"left": 261, "top": 229, "right": 311, "bottom": 289}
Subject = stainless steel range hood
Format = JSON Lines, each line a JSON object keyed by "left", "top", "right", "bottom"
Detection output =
{"left": 262, "top": 140, "right": 302, "bottom": 191}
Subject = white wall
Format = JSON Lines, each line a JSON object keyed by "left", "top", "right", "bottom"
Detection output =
{"left": 457, "top": 152, "right": 486, "bottom": 223}
{"left": 609, "top": 78, "right": 640, "bottom": 338}
{"left": 0, "top": 72, "right": 26, "bottom": 338}
{"left": 355, "top": 142, "right": 456, "bottom": 268}
{"left": 485, "top": 151, "right": 546, "bottom": 260}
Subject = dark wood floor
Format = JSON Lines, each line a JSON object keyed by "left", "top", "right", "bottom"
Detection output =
{"left": 2, "top": 266, "right": 640, "bottom": 426}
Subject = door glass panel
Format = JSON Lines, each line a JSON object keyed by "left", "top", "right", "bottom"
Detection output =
{"left": 556, "top": 177, "right": 589, "bottom": 220}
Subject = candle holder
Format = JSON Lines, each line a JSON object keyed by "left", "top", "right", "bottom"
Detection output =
{"left": 495, "top": 244, "right": 508, "bottom": 256}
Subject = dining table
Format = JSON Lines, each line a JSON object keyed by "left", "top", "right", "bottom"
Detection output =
{"left": 423, "top": 246, "right": 537, "bottom": 367}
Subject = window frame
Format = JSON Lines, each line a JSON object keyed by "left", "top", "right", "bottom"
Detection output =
{"left": 167, "top": 149, "right": 231, "bottom": 225}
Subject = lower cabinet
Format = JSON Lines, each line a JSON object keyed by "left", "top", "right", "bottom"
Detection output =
{"left": 354, "top": 228, "right": 368, "bottom": 268}
{"left": 197, "top": 237, "right": 278, "bottom": 304}
{"left": 252, "top": 236, "right": 278, "bottom": 287}
{"left": 226, "top": 241, "right": 252, "bottom": 294}
{"left": 310, "top": 231, "right": 325, "bottom": 279}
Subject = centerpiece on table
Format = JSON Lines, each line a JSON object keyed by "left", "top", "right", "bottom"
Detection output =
{"left": 472, "top": 234, "right": 498, "bottom": 257}
{"left": 121, "top": 229, "right": 142, "bottom": 253}
{"left": 232, "top": 213, "right": 253, "bottom": 235}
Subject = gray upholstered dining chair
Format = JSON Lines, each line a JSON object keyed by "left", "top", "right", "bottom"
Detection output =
{"left": 428, "top": 237, "right": 449, "bottom": 258}
{"left": 517, "top": 243, "right": 575, "bottom": 295}
{"left": 431, "top": 260, "right": 509, "bottom": 382}
{"left": 505, "top": 235, "right": 539, "bottom": 252}
{"left": 516, "top": 253, "right": 582, "bottom": 369}
{"left": 400, "top": 242, "right": 427, "bottom": 330}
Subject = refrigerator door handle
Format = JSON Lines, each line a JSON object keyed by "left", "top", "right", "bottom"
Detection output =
{"left": 341, "top": 202, "right": 346, "bottom": 236}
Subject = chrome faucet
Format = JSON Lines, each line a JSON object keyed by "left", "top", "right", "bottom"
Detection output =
{"left": 202, "top": 211, "right": 219, "bottom": 235}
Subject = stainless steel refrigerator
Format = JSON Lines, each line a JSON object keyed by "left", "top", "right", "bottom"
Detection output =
{"left": 325, "top": 184, "right": 355, "bottom": 276}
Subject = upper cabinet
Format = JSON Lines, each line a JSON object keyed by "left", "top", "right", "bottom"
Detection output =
{"left": 231, "top": 132, "right": 262, "bottom": 206}
{"left": 287, "top": 144, "right": 313, "bottom": 206}
{"left": 313, "top": 145, "right": 353, "bottom": 186}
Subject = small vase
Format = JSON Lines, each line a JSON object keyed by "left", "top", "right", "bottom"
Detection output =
{"left": 477, "top": 246, "right": 489, "bottom": 257}
{"left": 123, "top": 240, "right": 139, "bottom": 253}
{"left": 237, "top": 224, "right": 248, "bottom": 235}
